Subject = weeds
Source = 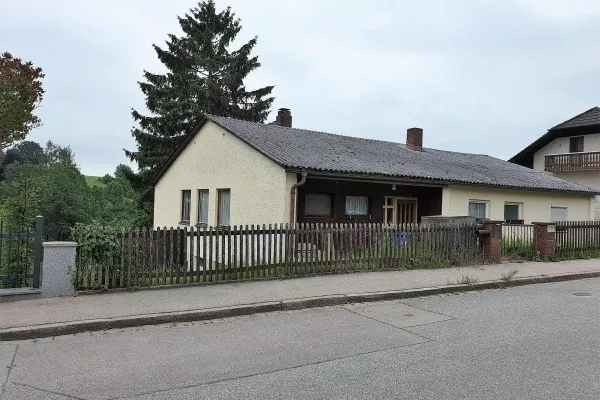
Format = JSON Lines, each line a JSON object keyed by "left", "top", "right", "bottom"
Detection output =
{"left": 447, "top": 274, "right": 479, "bottom": 286}
{"left": 460, "top": 275, "right": 479, "bottom": 285}
{"left": 496, "top": 269, "right": 519, "bottom": 289}
{"left": 500, "top": 269, "right": 519, "bottom": 282}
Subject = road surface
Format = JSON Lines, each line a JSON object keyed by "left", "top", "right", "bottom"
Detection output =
{"left": 1, "top": 278, "right": 599, "bottom": 399}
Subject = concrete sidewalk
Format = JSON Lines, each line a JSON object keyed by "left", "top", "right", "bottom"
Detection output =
{"left": 1, "top": 259, "right": 599, "bottom": 339}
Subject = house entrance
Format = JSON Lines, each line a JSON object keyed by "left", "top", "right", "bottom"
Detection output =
{"left": 383, "top": 197, "right": 418, "bottom": 225}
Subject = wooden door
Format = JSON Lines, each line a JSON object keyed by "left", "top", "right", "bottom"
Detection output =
{"left": 396, "top": 199, "right": 418, "bottom": 224}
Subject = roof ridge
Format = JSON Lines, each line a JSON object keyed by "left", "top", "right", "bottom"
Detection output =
{"left": 207, "top": 113, "right": 401, "bottom": 145}
{"left": 549, "top": 106, "right": 600, "bottom": 131}
{"left": 206, "top": 114, "right": 490, "bottom": 157}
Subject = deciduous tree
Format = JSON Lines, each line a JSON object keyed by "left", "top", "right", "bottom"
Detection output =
{"left": 0, "top": 52, "right": 44, "bottom": 149}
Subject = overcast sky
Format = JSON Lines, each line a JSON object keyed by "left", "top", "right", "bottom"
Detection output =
{"left": 3, "top": 0, "right": 600, "bottom": 176}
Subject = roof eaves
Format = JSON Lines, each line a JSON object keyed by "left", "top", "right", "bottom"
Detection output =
{"left": 284, "top": 168, "right": 599, "bottom": 195}
{"left": 508, "top": 130, "right": 553, "bottom": 163}
{"left": 151, "top": 115, "right": 291, "bottom": 187}
{"left": 149, "top": 118, "right": 208, "bottom": 187}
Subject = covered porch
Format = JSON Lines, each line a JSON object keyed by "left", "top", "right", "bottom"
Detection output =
{"left": 295, "top": 176, "right": 444, "bottom": 225}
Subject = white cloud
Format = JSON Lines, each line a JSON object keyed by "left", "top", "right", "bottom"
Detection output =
{"left": 2, "top": 0, "right": 600, "bottom": 174}
{"left": 507, "top": 0, "right": 600, "bottom": 22}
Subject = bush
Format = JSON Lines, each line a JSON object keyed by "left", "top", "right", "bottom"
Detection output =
{"left": 72, "top": 221, "right": 121, "bottom": 289}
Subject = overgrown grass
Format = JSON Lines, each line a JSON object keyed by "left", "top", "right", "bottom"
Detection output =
{"left": 554, "top": 249, "right": 600, "bottom": 261}
{"left": 350, "top": 232, "right": 482, "bottom": 270}
{"left": 501, "top": 238, "right": 536, "bottom": 259}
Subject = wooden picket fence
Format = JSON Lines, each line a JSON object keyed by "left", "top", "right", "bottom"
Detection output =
{"left": 73, "top": 222, "right": 482, "bottom": 290}
{"left": 555, "top": 221, "right": 600, "bottom": 257}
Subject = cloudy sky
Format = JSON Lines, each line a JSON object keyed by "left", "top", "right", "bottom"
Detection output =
{"left": 3, "top": 0, "right": 600, "bottom": 176}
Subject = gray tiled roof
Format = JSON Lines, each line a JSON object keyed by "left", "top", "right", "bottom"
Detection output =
{"left": 550, "top": 107, "right": 600, "bottom": 131}
{"left": 202, "top": 115, "right": 597, "bottom": 194}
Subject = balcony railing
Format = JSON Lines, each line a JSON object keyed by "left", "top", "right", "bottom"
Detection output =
{"left": 545, "top": 151, "right": 600, "bottom": 172}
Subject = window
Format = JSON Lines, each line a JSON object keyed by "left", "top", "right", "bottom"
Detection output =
{"left": 504, "top": 202, "right": 522, "bottom": 223}
{"left": 468, "top": 200, "right": 489, "bottom": 219}
{"left": 304, "top": 193, "right": 332, "bottom": 217}
{"left": 197, "top": 190, "right": 209, "bottom": 226}
{"left": 551, "top": 206, "right": 567, "bottom": 222}
{"left": 180, "top": 190, "right": 191, "bottom": 224}
{"left": 569, "top": 136, "right": 584, "bottom": 153}
{"left": 345, "top": 196, "right": 369, "bottom": 219}
{"left": 217, "top": 189, "right": 230, "bottom": 226}
{"left": 383, "top": 196, "right": 394, "bottom": 224}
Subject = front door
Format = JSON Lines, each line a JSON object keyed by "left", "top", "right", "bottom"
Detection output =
{"left": 383, "top": 197, "right": 418, "bottom": 225}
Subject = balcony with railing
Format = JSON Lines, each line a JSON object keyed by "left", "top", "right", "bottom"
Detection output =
{"left": 545, "top": 151, "right": 600, "bottom": 172}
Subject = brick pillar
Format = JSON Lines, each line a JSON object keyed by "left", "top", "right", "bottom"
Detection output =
{"left": 483, "top": 220, "right": 503, "bottom": 263}
{"left": 532, "top": 222, "right": 556, "bottom": 257}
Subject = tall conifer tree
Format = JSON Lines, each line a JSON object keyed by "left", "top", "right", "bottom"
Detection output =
{"left": 126, "top": 1, "right": 274, "bottom": 223}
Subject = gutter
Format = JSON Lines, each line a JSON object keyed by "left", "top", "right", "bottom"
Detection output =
{"left": 290, "top": 172, "right": 308, "bottom": 225}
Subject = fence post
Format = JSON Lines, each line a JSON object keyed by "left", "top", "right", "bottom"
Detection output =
{"left": 42, "top": 241, "right": 77, "bottom": 297}
{"left": 532, "top": 222, "right": 556, "bottom": 257}
{"left": 32, "top": 215, "right": 43, "bottom": 289}
{"left": 483, "top": 220, "right": 503, "bottom": 263}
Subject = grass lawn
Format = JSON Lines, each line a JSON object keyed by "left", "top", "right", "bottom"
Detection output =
{"left": 85, "top": 175, "right": 104, "bottom": 187}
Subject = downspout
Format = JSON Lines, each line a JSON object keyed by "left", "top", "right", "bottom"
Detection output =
{"left": 290, "top": 172, "right": 308, "bottom": 225}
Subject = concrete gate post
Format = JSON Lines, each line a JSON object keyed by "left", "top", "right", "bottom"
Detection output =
{"left": 532, "top": 222, "right": 557, "bottom": 257}
{"left": 42, "top": 242, "right": 77, "bottom": 297}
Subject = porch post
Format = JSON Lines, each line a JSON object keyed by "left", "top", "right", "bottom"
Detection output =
{"left": 441, "top": 187, "right": 451, "bottom": 216}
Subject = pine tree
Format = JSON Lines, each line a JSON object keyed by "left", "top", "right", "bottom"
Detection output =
{"left": 125, "top": 0, "right": 275, "bottom": 224}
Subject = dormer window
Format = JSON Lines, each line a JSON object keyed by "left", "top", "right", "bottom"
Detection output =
{"left": 569, "top": 136, "right": 584, "bottom": 153}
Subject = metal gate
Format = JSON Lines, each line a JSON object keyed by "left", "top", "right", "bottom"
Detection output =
{"left": 0, "top": 216, "right": 43, "bottom": 289}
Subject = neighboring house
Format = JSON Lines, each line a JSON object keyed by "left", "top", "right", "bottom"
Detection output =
{"left": 510, "top": 107, "right": 600, "bottom": 220}
{"left": 151, "top": 109, "right": 598, "bottom": 228}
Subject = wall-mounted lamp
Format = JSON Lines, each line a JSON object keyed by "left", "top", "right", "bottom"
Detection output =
{"left": 392, "top": 184, "right": 396, "bottom": 191}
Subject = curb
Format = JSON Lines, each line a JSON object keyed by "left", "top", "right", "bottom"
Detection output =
{"left": 1, "top": 271, "right": 599, "bottom": 341}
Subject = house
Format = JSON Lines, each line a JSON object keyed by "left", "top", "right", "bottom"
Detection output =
{"left": 151, "top": 109, "right": 598, "bottom": 228}
{"left": 510, "top": 107, "right": 600, "bottom": 220}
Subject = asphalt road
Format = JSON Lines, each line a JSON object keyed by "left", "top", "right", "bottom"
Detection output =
{"left": 1, "top": 278, "right": 599, "bottom": 400}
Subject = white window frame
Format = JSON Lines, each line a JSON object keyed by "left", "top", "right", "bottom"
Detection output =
{"left": 504, "top": 202, "right": 523, "bottom": 222}
{"left": 345, "top": 195, "right": 369, "bottom": 219}
{"left": 217, "top": 188, "right": 231, "bottom": 227}
{"left": 197, "top": 189, "right": 209, "bottom": 226}
{"left": 180, "top": 190, "right": 191, "bottom": 224}
{"left": 569, "top": 136, "right": 584, "bottom": 153}
{"left": 468, "top": 199, "right": 489, "bottom": 219}
{"left": 383, "top": 196, "right": 418, "bottom": 225}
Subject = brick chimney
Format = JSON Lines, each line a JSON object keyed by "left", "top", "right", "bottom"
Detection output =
{"left": 275, "top": 108, "right": 292, "bottom": 128}
{"left": 406, "top": 127, "right": 423, "bottom": 151}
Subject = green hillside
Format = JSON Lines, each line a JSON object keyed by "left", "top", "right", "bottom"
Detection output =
{"left": 84, "top": 175, "right": 104, "bottom": 187}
